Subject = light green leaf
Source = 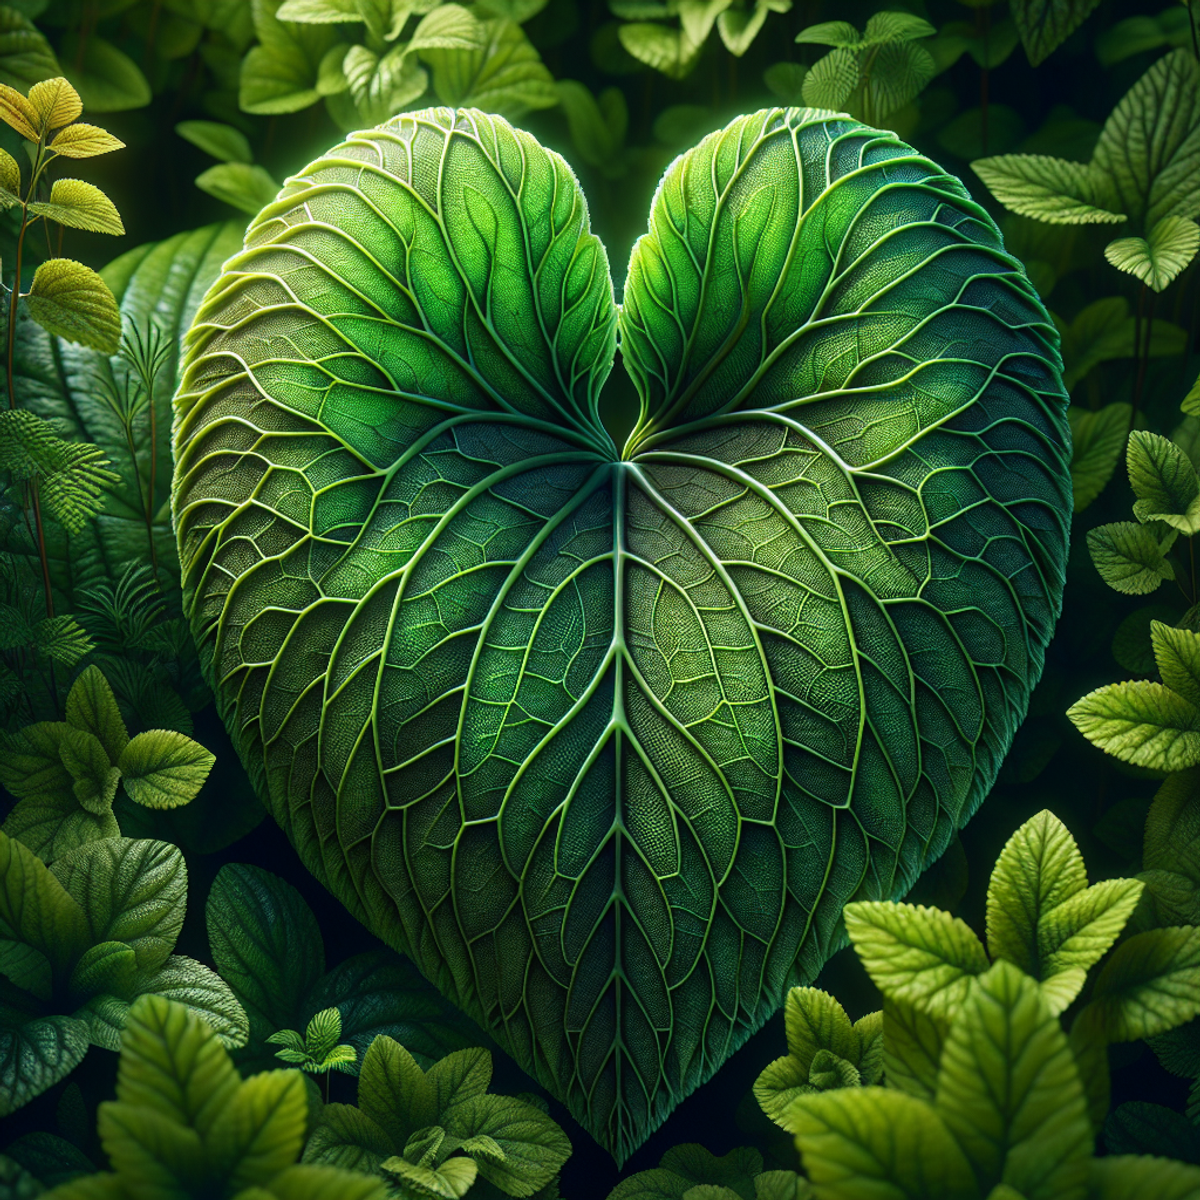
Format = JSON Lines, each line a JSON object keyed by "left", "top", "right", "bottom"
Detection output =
{"left": 257, "top": 1163, "right": 390, "bottom": 1200}
{"left": 115, "top": 992, "right": 241, "bottom": 1135}
{"left": 984, "top": 808, "right": 1085, "bottom": 972}
{"left": 175, "top": 119, "right": 253, "bottom": 164}
{"left": 69, "top": 940, "right": 137, "bottom": 999}
{"left": 843, "top": 901, "right": 989, "bottom": 1020}
{"left": 195, "top": 163, "right": 280, "bottom": 216}
{"left": 1009, "top": 0, "right": 1104, "bottom": 66}
{"left": 381, "top": 1152, "right": 478, "bottom": 1198}
{"left": 1129, "top": 430, "right": 1200, "bottom": 532}
{"left": 0, "top": 830, "right": 88, "bottom": 976}
{"left": 753, "top": 1054, "right": 812, "bottom": 1127}
{"left": 58, "top": 34, "right": 150, "bottom": 111}
{"left": 801, "top": 47, "right": 858, "bottom": 111}
{"left": 207, "top": 1069, "right": 308, "bottom": 1191}
{"left": 1067, "top": 681, "right": 1200, "bottom": 771}
{"left": 1152, "top": 622, "right": 1200, "bottom": 710}
{"left": 28, "top": 77, "right": 80, "bottom": 130}
{"left": 423, "top": 17, "right": 556, "bottom": 113}
{"left": 794, "top": 20, "right": 859, "bottom": 47}
{"left": 1090, "top": 1155, "right": 1200, "bottom": 1199}
{"left": 26, "top": 259, "right": 122, "bottom": 354}
{"left": 0, "top": 1011, "right": 90, "bottom": 1116}
{"left": 74, "top": 991, "right": 131, "bottom": 1052}
{"left": 408, "top": 3, "right": 481, "bottom": 52}
{"left": 49, "top": 122, "right": 126, "bottom": 159}
{"left": 239, "top": 0, "right": 338, "bottom": 114}
{"left": 358, "top": 1036, "right": 435, "bottom": 1149}
{"left": 862, "top": 12, "right": 936, "bottom": 43}
{"left": 1082, "top": 925, "right": 1200, "bottom": 1042}
{"left": 788, "top": 1086, "right": 977, "bottom": 1200}
{"left": 96, "top": 1099, "right": 205, "bottom": 1191}
{"left": 442, "top": 1094, "right": 571, "bottom": 1197}
{"left": 276, "top": 0, "right": 358, "bottom": 20}
{"left": 1038, "top": 878, "right": 1143, "bottom": 987}
{"left": 881, "top": 998, "right": 946, "bottom": 1101}
{"left": 0, "top": 144, "right": 18, "bottom": 199}
{"left": 1106, "top": 217, "right": 1200, "bottom": 292}
{"left": 1085, "top": 522, "right": 1176, "bottom": 595}
{"left": 936, "top": 961, "right": 1091, "bottom": 1200}
{"left": 970, "top": 155, "right": 1123, "bottom": 224}
{"left": 717, "top": 0, "right": 790, "bottom": 58}
{"left": 117, "top": 729, "right": 215, "bottom": 809}
{"left": 617, "top": 21, "right": 701, "bottom": 78}
{"left": 50, "top": 838, "right": 186, "bottom": 973}
{"left": 427, "top": 1046, "right": 492, "bottom": 1114}
{"left": 1144, "top": 767, "right": 1200, "bottom": 888}
{"left": 853, "top": 1011, "right": 884, "bottom": 1085}
{"left": 66, "top": 665, "right": 129, "bottom": 763}
{"left": 206, "top": 863, "right": 324, "bottom": 1043}
{"left": 763, "top": 61, "right": 807, "bottom": 103}
{"left": 781, "top": 987, "right": 857, "bottom": 1079}
{"left": 1093, "top": 49, "right": 1200, "bottom": 228}
{"left": 1068, "top": 404, "right": 1131, "bottom": 511}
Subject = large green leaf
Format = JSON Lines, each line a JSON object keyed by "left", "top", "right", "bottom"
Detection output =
{"left": 8, "top": 220, "right": 245, "bottom": 614}
{"left": 171, "top": 107, "right": 1072, "bottom": 1163}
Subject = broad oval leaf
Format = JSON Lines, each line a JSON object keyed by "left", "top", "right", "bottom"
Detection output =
{"left": 172, "top": 106, "right": 1071, "bottom": 1163}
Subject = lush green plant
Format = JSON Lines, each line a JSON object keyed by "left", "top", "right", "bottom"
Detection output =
{"left": 301, "top": 1037, "right": 572, "bottom": 1197}
{"left": 0, "top": 665, "right": 215, "bottom": 861}
{"left": 607, "top": 1144, "right": 810, "bottom": 1199}
{"left": 267, "top": 1006, "right": 358, "bottom": 1099}
{"left": 37, "top": 993, "right": 389, "bottom": 1200}
{"left": 172, "top": 100, "right": 1071, "bottom": 1164}
{"left": 175, "top": 118, "right": 281, "bottom": 215}
{"left": 772, "top": 808, "right": 1200, "bottom": 1198}
{"left": 206, "top": 862, "right": 479, "bottom": 1077}
{"left": 0, "top": 830, "right": 246, "bottom": 1114}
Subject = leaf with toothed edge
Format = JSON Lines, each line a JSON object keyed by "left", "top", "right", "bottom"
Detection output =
{"left": 171, "top": 106, "right": 1072, "bottom": 1163}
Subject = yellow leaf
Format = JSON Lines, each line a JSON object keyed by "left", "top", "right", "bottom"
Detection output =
{"left": 0, "top": 147, "right": 19, "bottom": 198}
{"left": 0, "top": 81, "right": 40, "bottom": 141}
{"left": 27, "top": 258, "right": 122, "bottom": 353}
{"left": 28, "top": 77, "right": 82, "bottom": 130}
{"left": 49, "top": 122, "right": 125, "bottom": 159}
{"left": 27, "top": 178, "right": 124, "bottom": 236}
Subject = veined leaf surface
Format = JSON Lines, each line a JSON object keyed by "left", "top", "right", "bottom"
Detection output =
{"left": 172, "top": 107, "right": 1072, "bottom": 1163}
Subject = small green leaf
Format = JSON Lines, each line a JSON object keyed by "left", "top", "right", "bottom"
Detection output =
{"left": 68, "top": 939, "right": 137, "bottom": 1000}
{"left": 808, "top": 1049, "right": 860, "bottom": 1091}
{"left": 1128, "top": 431, "right": 1200, "bottom": 533}
{"left": 117, "top": 729, "right": 215, "bottom": 809}
{"left": 934, "top": 961, "right": 1092, "bottom": 1200}
{"left": 422, "top": 17, "right": 556, "bottom": 115}
{"left": 0, "top": 78, "right": 38, "bottom": 139}
{"left": 801, "top": 47, "right": 858, "bottom": 110}
{"left": 788, "top": 1086, "right": 977, "bottom": 1200}
{"left": 753, "top": 1054, "right": 812, "bottom": 1127}
{"left": 27, "top": 77, "right": 80, "bottom": 130}
{"left": 853, "top": 1011, "right": 884, "bottom": 1085}
{"left": 794, "top": 20, "right": 860, "bottom": 47}
{"left": 0, "top": 830, "right": 88, "bottom": 977}
{"left": 1082, "top": 926, "right": 1200, "bottom": 1042}
{"left": 1, "top": 791, "right": 118, "bottom": 865}
{"left": 0, "top": 721, "right": 71, "bottom": 798}
{"left": 239, "top": 0, "right": 338, "bottom": 114}
{"left": 49, "top": 122, "right": 125, "bottom": 159}
{"left": 133, "top": 955, "right": 249, "bottom": 1049}
{"left": 781, "top": 988, "right": 858, "bottom": 1079}
{"left": 1106, "top": 217, "right": 1200, "bottom": 292}
{"left": 194, "top": 162, "right": 280, "bottom": 216}
{"left": 617, "top": 22, "right": 701, "bottom": 79}
{"left": 1038, "top": 879, "right": 1144, "bottom": 992}
{"left": 58, "top": 34, "right": 150, "bottom": 112}
{"left": 0, "top": 145, "right": 18, "bottom": 197}
{"left": 96, "top": 1099, "right": 206, "bottom": 1189}
{"left": 970, "top": 155, "right": 1124, "bottom": 224}
{"left": 259, "top": 1163, "right": 390, "bottom": 1200}
{"left": 66, "top": 666, "right": 130, "bottom": 763}
{"left": 175, "top": 119, "right": 253, "bottom": 164}
{"left": 407, "top": 4, "right": 481, "bottom": 52}
{"left": 302, "top": 1101, "right": 393, "bottom": 1173}
{"left": 28, "top": 178, "right": 124, "bottom": 236}
{"left": 1089, "top": 1155, "right": 1200, "bottom": 1199}
{"left": 26, "top": 258, "right": 122, "bottom": 354}
{"left": 381, "top": 1152, "right": 478, "bottom": 1198}
{"left": 1152, "top": 622, "right": 1200, "bottom": 709}
{"left": 50, "top": 838, "right": 186, "bottom": 973}
{"left": 986, "top": 808, "right": 1087, "bottom": 976}
{"left": 1144, "top": 767, "right": 1200, "bottom": 890}
{"left": 115, "top": 992, "right": 241, "bottom": 1135}
{"left": 1010, "top": 0, "right": 1104, "bottom": 67}
{"left": 207, "top": 1069, "right": 308, "bottom": 1191}
{"left": 1068, "top": 404, "right": 1131, "bottom": 511}
{"left": 0, "top": 1012, "right": 90, "bottom": 1117}
{"left": 763, "top": 62, "right": 807, "bottom": 103}
{"left": 1067, "top": 681, "right": 1200, "bottom": 771}
{"left": 358, "top": 1036, "right": 436, "bottom": 1149}
{"left": 842, "top": 901, "right": 989, "bottom": 1020}
{"left": 58, "top": 726, "right": 119, "bottom": 815}
{"left": 1085, "top": 522, "right": 1176, "bottom": 595}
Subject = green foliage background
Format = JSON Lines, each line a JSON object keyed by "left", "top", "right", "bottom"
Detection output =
{"left": 1, "top": 0, "right": 1200, "bottom": 1195}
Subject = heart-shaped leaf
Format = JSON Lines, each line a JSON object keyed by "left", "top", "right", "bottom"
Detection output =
{"left": 172, "top": 106, "right": 1072, "bottom": 1162}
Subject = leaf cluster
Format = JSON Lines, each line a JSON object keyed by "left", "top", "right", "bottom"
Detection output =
{"left": 781, "top": 809, "right": 1200, "bottom": 1199}
{"left": 37, "top": 993, "right": 387, "bottom": 1200}
{"left": 0, "top": 665, "right": 215, "bottom": 862}
{"left": 606, "top": 1144, "right": 809, "bottom": 1200}
{"left": 0, "top": 831, "right": 247, "bottom": 1115}
{"left": 302, "top": 1036, "right": 571, "bottom": 1198}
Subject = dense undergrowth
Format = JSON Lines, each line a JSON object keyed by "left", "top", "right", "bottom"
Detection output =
{"left": 3, "top": 0, "right": 1200, "bottom": 1196}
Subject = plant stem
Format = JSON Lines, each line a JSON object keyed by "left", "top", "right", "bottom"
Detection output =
{"left": 6, "top": 214, "right": 28, "bottom": 411}
{"left": 1190, "top": 0, "right": 1200, "bottom": 62}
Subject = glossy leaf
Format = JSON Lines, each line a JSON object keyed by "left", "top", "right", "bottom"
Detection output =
{"left": 176, "top": 120, "right": 253, "bottom": 164}
{"left": 172, "top": 107, "right": 1071, "bottom": 1162}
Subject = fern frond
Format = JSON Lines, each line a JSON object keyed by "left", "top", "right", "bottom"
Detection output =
{"left": 77, "top": 562, "right": 164, "bottom": 647}
{"left": 33, "top": 614, "right": 93, "bottom": 665}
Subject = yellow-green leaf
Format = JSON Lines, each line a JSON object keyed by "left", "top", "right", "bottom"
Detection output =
{"left": 1067, "top": 681, "right": 1200, "bottom": 771}
{"left": 28, "top": 77, "right": 81, "bottom": 130}
{"left": 27, "top": 178, "right": 125, "bottom": 236}
{"left": 50, "top": 122, "right": 126, "bottom": 159}
{"left": 1152, "top": 621, "right": 1200, "bottom": 708}
{"left": 0, "top": 79, "right": 38, "bottom": 139}
{"left": 0, "top": 146, "right": 19, "bottom": 198}
{"left": 117, "top": 729, "right": 216, "bottom": 809}
{"left": 1106, "top": 217, "right": 1200, "bottom": 292}
{"left": 26, "top": 258, "right": 122, "bottom": 354}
